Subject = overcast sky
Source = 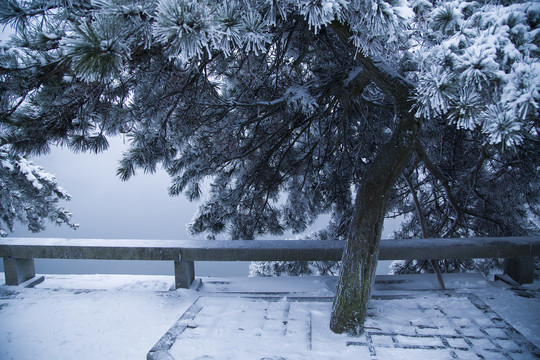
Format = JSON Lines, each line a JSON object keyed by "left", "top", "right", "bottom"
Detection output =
{"left": 11, "top": 137, "right": 400, "bottom": 241}
{"left": 12, "top": 137, "right": 199, "bottom": 240}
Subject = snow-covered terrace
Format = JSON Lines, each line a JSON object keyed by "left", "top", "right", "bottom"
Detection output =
{"left": 1, "top": 272, "right": 539, "bottom": 359}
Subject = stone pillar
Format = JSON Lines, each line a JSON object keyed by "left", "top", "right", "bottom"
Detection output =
{"left": 174, "top": 260, "right": 195, "bottom": 289}
{"left": 3, "top": 257, "right": 36, "bottom": 285}
{"left": 504, "top": 257, "right": 535, "bottom": 285}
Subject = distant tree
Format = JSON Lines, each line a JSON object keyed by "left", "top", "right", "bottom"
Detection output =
{"left": 0, "top": 145, "right": 77, "bottom": 236}
{"left": 0, "top": 0, "right": 538, "bottom": 334}
{"left": 249, "top": 230, "right": 342, "bottom": 277}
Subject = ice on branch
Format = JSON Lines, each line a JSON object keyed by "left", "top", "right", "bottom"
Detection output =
{"left": 0, "top": 147, "right": 77, "bottom": 236}
{"left": 414, "top": 2, "right": 539, "bottom": 149}
{"left": 347, "top": 0, "right": 413, "bottom": 55}
{"left": 285, "top": 86, "right": 318, "bottom": 114}
{"left": 64, "top": 17, "right": 129, "bottom": 82}
{"left": 296, "top": 0, "right": 348, "bottom": 32}
{"left": 482, "top": 105, "right": 524, "bottom": 149}
{"left": 448, "top": 89, "right": 482, "bottom": 130}
{"left": 414, "top": 65, "right": 456, "bottom": 119}
{"left": 431, "top": 2, "right": 462, "bottom": 35}
{"left": 241, "top": 10, "right": 271, "bottom": 56}
{"left": 153, "top": 0, "right": 213, "bottom": 62}
{"left": 211, "top": 2, "right": 244, "bottom": 56}
{"left": 502, "top": 61, "right": 540, "bottom": 121}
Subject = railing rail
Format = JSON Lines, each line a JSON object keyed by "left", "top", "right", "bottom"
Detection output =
{"left": 1, "top": 236, "right": 538, "bottom": 288}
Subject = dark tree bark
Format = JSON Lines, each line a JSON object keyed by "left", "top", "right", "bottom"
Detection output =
{"left": 330, "top": 109, "right": 420, "bottom": 334}
{"left": 328, "top": 24, "right": 421, "bottom": 333}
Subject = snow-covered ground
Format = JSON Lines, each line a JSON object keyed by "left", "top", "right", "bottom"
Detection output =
{"left": 1, "top": 273, "right": 539, "bottom": 359}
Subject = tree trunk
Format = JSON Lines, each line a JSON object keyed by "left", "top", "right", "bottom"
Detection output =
{"left": 328, "top": 22, "right": 421, "bottom": 334}
{"left": 330, "top": 112, "right": 420, "bottom": 335}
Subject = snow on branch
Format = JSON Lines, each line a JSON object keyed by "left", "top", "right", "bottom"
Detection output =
{"left": 414, "top": 2, "right": 539, "bottom": 150}
{"left": 0, "top": 146, "right": 77, "bottom": 236}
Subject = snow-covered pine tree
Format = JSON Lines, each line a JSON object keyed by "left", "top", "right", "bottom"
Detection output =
{"left": 0, "top": 145, "right": 78, "bottom": 236}
{"left": 388, "top": 1, "right": 540, "bottom": 278}
{"left": 0, "top": 0, "right": 538, "bottom": 334}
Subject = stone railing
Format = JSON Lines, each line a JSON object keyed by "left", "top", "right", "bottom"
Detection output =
{"left": 1, "top": 236, "right": 538, "bottom": 288}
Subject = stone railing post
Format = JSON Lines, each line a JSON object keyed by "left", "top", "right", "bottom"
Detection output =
{"left": 504, "top": 257, "right": 535, "bottom": 285}
{"left": 3, "top": 257, "right": 36, "bottom": 285}
{"left": 174, "top": 260, "right": 195, "bottom": 289}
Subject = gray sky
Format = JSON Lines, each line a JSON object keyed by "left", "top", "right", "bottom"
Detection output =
{"left": 12, "top": 137, "right": 198, "bottom": 240}
{"left": 11, "top": 137, "right": 400, "bottom": 240}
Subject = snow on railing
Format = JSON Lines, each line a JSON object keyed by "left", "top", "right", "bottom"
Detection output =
{"left": 1, "top": 236, "right": 538, "bottom": 289}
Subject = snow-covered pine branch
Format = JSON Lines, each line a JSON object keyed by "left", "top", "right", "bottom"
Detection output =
{"left": 0, "top": 146, "right": 78, "bottom": 236}
{"left": 414, "top": 2, "right": 539, "bottom": 149}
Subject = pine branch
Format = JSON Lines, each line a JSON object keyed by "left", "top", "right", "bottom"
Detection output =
{"left": 329, "top": 21, "right": 415, "bottom": 106}
{"left": 416, "top": 142, "right": 511, "bottom": 236}
{"left": 402, "top": 171, "right": 446, "bottom": 290}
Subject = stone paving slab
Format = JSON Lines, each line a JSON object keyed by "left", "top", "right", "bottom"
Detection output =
{"left": 148, "top": 293, "right": 540, "bottom": 360}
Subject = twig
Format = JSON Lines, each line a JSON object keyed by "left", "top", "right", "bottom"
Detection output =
{"left": 363, "top": 326, "right": 383, "bottom": 331}
{"left": 402, "top": 171, "right": 446, "bottom": 290}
